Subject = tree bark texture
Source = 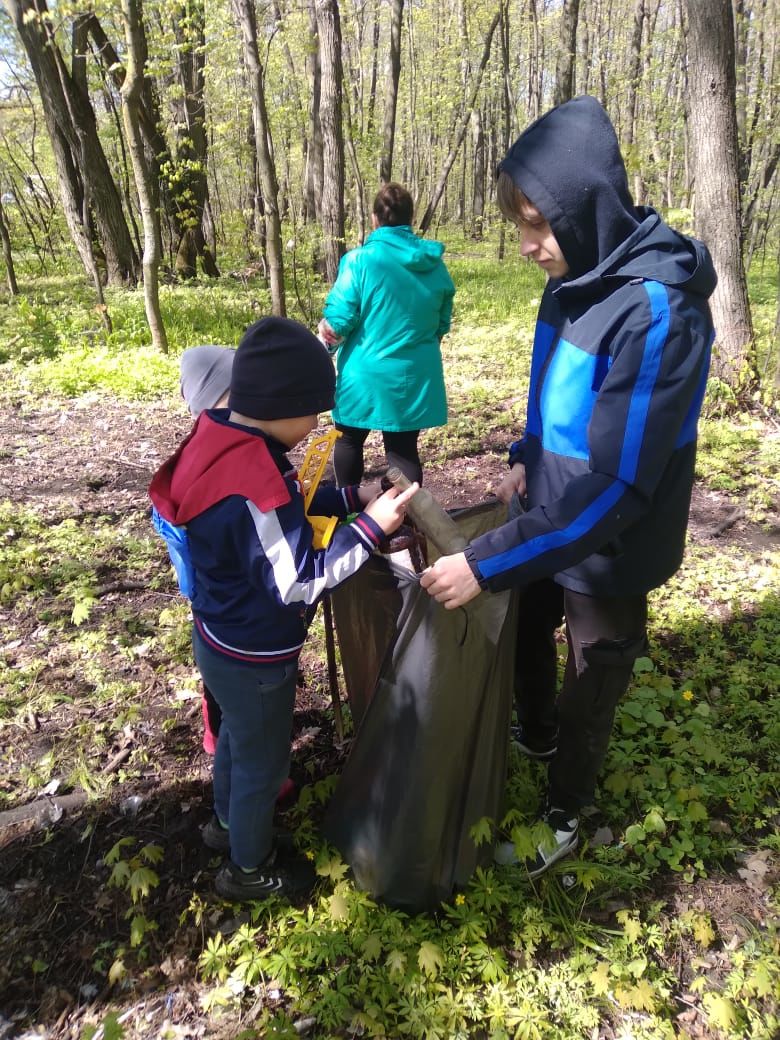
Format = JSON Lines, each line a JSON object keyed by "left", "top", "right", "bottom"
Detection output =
{"left": 685, "top": 0, "right": 756, "bottom": 389}
{"left": 553, "top": 0, "right": 580, "bottom": 107}
{"left": 304, "top": 0, "right": 324, "bottom": 224}
{"left": 3, "top": 0, "right": 139, "bottom": 286}
{"left": 231, "top": 0, "right": 286, "bottom": 315}
{"left": 120, "top": 0, "right": 168, "bottom": 353}
{"left": 379, "top": 0, "right": 404, "bottom": 184}
{"left": 315, "top": 0, "right": 346, "bottom": 284}
{"left": 170, "top": 0, "right": 219, "bottom": 279}
{"left": 0, "top": 196, "right": 19, "bottom": 294}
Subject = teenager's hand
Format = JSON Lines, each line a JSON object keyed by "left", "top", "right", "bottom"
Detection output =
{"left": 420, "top": 553, "right": 481, "bottom": 608}
{"left": 317, "top": 318, "right": 343, "bottom": 347}
{"left": 357, "top": 481, "right": 382, "bottom": 506}
{"left": 495, "top": 462, "right": 527, "bottom": 504}
{"left": 362, "top": 483, "right": 418, "bottom": 535}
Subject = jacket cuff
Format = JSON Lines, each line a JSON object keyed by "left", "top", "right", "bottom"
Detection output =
{"left": 350, "top": 511, "right": 384, "bottom": 550}
{"left": 464, "top": 545, "right": 489, "bottom": 590}
{"left": 342, "top": 484, "right": 362, "bottom": 513}
{"left": 508, "top": 439, "right": 525, "bottom": 468}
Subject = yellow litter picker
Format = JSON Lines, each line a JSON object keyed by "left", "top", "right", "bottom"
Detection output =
{"left": 297, "top": 427, "right": 345, "bottom": 741}
{"left": 299, "top": 428, "right": 341, "bottom": 549}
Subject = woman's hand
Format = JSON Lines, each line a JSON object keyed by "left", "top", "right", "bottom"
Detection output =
{"left": 362, "top": 483, "right": 418, "bottom": 535}
{"left": 494, "top": 462, "right": 526, "bottom": 504}
{"left": 317, "top": 318, "right": 343, "bottom": 347}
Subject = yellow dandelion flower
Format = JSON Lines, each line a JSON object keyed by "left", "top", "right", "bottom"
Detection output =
{"left": 682, "top": 690, "right": 694, "bottom": 701}
{"left": 455, "top": 894, "right": 466, "bottom": 906}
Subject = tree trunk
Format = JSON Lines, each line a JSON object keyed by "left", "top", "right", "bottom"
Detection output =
{"left": 471, "top": 109, "right": 485, "bottom": 239}
{"left": 120, "top": 0, "right": 167, "bottom": 352}
{"left": 170, "top": 0, "right": 219, "bottom": 279}
{"left": 231, "top": 0, "right": 286, "bottom": 315}
{"left": 379, "top": 0, "right": 404, "bottom": 184}
{"left": 315, "top": 0, "right": 346, "bottom": 284}
{"left": 84, "top": 11, "right": 169, "bottom": 259}
{"left": 304, "top": 0, "right": 323, "bottom": 224}
{"left": 418, "top": 10, "right": 500, "bottom": 235}
{"left": 0, "top": 196, "right": 18, "bottom": 294}
{"left": 553, "top": 0, "right": 581, "bottom": 107}
{"left": 527, "top": 0, "right": 541, "bottom": 119}
{"left": 3, "top": 0, "right": 139, "bottom": 287}
{"left": 624, "top": 0, "right": 646, "bottom": 203}
{"left": 685, "top": 0, "right": 756, "bottom": 391}
{"left": 497, "top": 0, "right": 511, "bottom": 260}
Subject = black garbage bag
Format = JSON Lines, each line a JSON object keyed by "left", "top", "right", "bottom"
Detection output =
{"left": 324, "top": 501, "right": 517, "bottom": 912}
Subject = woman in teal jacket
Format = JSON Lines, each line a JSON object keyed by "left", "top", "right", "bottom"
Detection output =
{"left": 319, "top": 183, "right": 455, "bottom": 486}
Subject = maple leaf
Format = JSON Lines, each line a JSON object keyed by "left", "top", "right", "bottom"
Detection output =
{"left": 616, "top": 910, "right": 642, "bottom": 945}
{"left": 589, "top": 961, "right": 611, "bottom": 996}
{"left": 692, "top": 914, "right": 716, "bottom": 948}
{"left": 747, "top": 961, "right": 774, "bottom": 998}
{"left": 361, "top": 933, "right": 382, "bottom": 962}
{"left": 129, "top": 866, "right": 159, "bottom": 903}
{"left": 418, "top": 940, "right": 444, "bottom": 977}
{"left": 703, "top": 993, "right": 737, "bottom": 1031}
{"left": 630, "top": 979, "right": 657, "bottom": 1011}
{"left": 329, "top": 891, "right": 349, "bottom": 921}
{"left": 470, "top": 816, "right": 493, "bottom": 847}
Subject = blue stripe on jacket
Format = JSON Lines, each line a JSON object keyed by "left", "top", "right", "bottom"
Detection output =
{"left": 478, "top": 479, "right": 627, "bottom": 578}
{"left": 539, "top": 336, "right": 604, "bottom": 459}
{"left": 618, "top": 281, "right": 669, "bottom": 483}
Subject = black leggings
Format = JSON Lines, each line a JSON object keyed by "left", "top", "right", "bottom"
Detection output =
{"left": 333, "top": 423, "right": 422, "bottom": 487}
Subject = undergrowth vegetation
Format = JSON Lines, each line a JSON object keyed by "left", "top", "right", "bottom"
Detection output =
{"left": 0, "top": 234, "right": 778, "bottom": 1038}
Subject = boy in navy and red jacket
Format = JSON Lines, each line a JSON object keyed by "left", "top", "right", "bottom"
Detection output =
{"left": 422, "top": 96, "right": 716, "bottom": 878}
{"left": 150, "top": 317, "right": 416, "bottom": 902}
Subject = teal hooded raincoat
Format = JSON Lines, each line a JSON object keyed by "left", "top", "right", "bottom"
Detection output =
{"left": 323, "top": 225, "right": 455, "bottom": 432}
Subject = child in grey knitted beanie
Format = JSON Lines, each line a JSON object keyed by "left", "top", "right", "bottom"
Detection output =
{"left": 179, "top": 344, "right": 234, "bottom": 416}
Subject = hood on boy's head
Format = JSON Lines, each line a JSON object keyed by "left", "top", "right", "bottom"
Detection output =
{"left": 228, "top": 315, "right": 335, "bottom": 420}
{"left": 180, "top": 344, "right": 235, "bottom": 416}
{"left": 498, "top": 95, "right": 640, "bottom": 278}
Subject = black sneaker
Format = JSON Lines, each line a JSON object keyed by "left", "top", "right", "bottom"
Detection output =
{"left": 510, "top": 725, "right": 558, "bottom": 760}
{"left": 494, "top": 806, "right": 579, "bottom": 878}
{"left": 201, "top": 815, "right": 297, "bottom": 856}
{"left": 215, "top": 850, "right": 314, "bottom": 903}
{"left": 201, "top": 815, "right": 230, "bottom": 852}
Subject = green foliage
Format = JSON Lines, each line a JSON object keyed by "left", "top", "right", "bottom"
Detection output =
{"left": 105, "top": 837, "right": 162, "bottom": 951}
{"left": 1, "top": 231, "right": 778, "bottom": 1038}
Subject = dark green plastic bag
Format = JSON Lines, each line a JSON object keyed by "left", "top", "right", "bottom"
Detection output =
{"left": 325, "top": 502, "right": 517, "bottom": 911}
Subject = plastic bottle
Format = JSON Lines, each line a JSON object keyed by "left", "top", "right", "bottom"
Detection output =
{"left": 386, "top": 467, "right": 468, "bottom": 555}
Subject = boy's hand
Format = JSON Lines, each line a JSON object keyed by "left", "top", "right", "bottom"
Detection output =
{"left": 357, "top": 481, "right": 382, "bottom": 506}
{"left": 362, "top": 483, "right": 418, "bottom": 535}
{"left": 495, "top": 462, "right": 526, "bottom": 504}
{"left": 420, "top": 553, "right": 481, "bottom": 608}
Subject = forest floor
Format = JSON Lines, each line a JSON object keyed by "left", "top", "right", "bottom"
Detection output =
{"left": 0, "top": 393, "right": 778, "bottom": 1039}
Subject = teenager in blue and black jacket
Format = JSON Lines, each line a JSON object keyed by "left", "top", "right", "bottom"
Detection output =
{"left": 421, "top": 95, "right": 716, "bottom": 878}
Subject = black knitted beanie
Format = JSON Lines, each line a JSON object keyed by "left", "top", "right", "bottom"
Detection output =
{"left": 228, "top": 316, "right": 335, "bottom": 420}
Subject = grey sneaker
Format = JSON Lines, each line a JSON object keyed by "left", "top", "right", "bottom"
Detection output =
{"left": 215, "top": 850, "right": 314, "bottom": 904}
{"left": 494, "top": 807, "right": 579, "bottom": 878}
{"left": 510, "top": 725, "right": 558, "bottom": 760}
